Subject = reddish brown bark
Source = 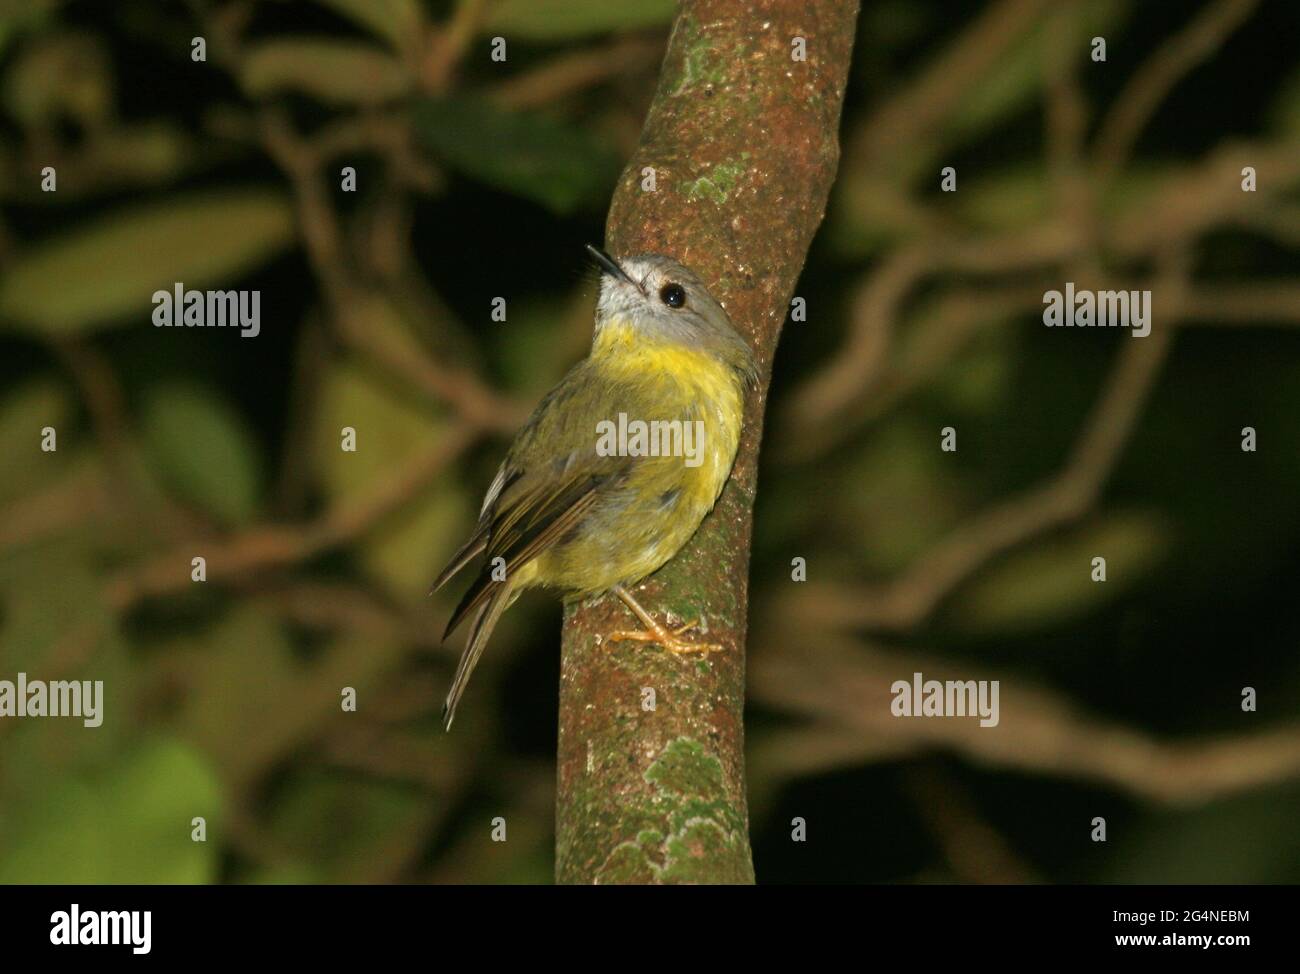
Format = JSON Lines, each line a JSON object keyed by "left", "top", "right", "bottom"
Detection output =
{"left": 556, "top": 0, "right": 859, "bottom": 884}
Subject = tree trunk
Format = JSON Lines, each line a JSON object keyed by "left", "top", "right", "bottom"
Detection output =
{"left": 555, "top": 0, "right": 859, "bottom": 884}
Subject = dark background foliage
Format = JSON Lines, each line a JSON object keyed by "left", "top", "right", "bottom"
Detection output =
{"left": 0, "top": 0, "right": 1297, "bottom": 883}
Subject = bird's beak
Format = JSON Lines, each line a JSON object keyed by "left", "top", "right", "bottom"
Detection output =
{"left": 585, "top": 244, "right": 638, "bottom": 288}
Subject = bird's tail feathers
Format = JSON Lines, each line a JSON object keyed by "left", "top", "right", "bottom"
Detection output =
{"left": 441, "top": 580, "right": 514, "bottom": 731}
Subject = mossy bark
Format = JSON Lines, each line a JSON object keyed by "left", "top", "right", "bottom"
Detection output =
{"left": 555, "top": 0, "right": 859, "bottom": 884}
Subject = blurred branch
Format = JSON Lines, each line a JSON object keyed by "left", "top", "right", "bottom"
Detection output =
{"left": 555, "top": 0, "right": 860, "bottom": 885}
{"left": 782, "top": 224, "right": 1079, "bottom": 454}
{"left": 783, "top": 0, "right": 1288, "bottom": 459}
{"left": 104, "top": 421, "right": 477, "bottom": 610}
{"left": 1106, "top": 142, "right": 1300, "bottom": 257}
{"left": 257, "top": 108, "right": 527, "bottom": 432}
{"left": 1043, "top": 1, "right": 1089, "bottom": 225}
{"left": 486, "top": 35, "right": 664, "bottom": 110}
{"left": 0, "top": 464, "right": 109, "bottom": 551}
{"left": 849, "top": 0, "right": 1049, "bottom": 172}
{"left": 856, "top": 284, "right": 1049, "bottom": 422}
{"left": 271, "top": 313, "right": 329, "bottom": 515}
{"left": 904, "top": 765, "right": 1039, "bottom": 883}
{"left": 0, "top": 618, "right": 106, "bottom": 741}
{"left": 1183, "top": 282, "right": 1300, "bottom": 326}
{"left": 189, "top": 0, "right": 527, "bottom": 433}
{"left": 787, "top": 289, "right": 1176, "bottom": 632}
{"left": 51, "top": 339, "right": 203, "bottom": 541}
{"left": 783, "top": 134, "right": 1300, "bottom": 457}
{"left": 751, "top": 639, "right": 1300, "bottom": 807}
{"left": 419, "top": 0, "right": 488, "bottom": 95}
{"left": 1092, "top": 0, "right": 1259, "bottom": 186}
{"left": 257, "top": 581, "right": 447, "bottom": 656}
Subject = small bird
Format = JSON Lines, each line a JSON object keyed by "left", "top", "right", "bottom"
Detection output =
{"left": 433, "top": 245, "right": 756, "bottom": 730}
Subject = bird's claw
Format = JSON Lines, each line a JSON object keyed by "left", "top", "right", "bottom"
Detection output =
{"left": 606, "top": 619, "right": 724, "bottom": 656}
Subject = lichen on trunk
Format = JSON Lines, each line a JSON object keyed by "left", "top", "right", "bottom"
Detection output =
{"left": 555, "top": 0, "right": 859, "bottom": 885}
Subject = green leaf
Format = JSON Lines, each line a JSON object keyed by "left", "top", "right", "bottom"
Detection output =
{"left": 954, "top": 166, "right": 1049, "bottom": 230}
{"left": 0, "top": 190, "right": 293, "bottom": 335}
{"left": 315, "top": 0, "right": 422, "bottom": 50}
{"left": 316, "top": 356, "right": 469, "bottom": 595}
{"left": 3, "top": 33, "right": 111, "bottom": 127}
{"left": 266, "top": 770, "right": 428, "bottom": 878}
{"left": 1269, "top": 66, "right": 1300, "bottom": 135}
{"left": 844, "top": 420, "right": 965, "bottom": 573}
{"left": 414, "top": 97, "right": 619, "bottom": 213}
{"left": 90, "top": 123, "right": 193, "bottom": 185}
{"left": 0, "top": 538, "right": 130, "bottom": 789}
{"left": 495, "top": 295, "right": 580, "bottom": 395}
{"left": 177, "top": 609, "right": 299, "bottom": 781}
{"left": 930, "top": 318, "right": 1016, "bottom": 416}
{"left": 0, "top": 379, "right": 72, "bottom": 504}
{"left": 0, "top": 0, "right": 60, "bottom": 61}
{"left": 1100, "top": 164, "right": 1182, "bottom": 219}
{"left": 484, "top": 0, "right": 675, "bottom": 40}
{"left": 950, "top": 512, "right": 1168, "bottom": 634}
{"left": 140, "top": 383, "right": 261, "bottom": 524}
{"left": 241, "top": 39, "right": 410, "bottom": 105}
{"left": 0, "top": 738, "right": 222, "bottom": 884}
{"left": 946, "top": 30, "right": 1043, "bottom": 142}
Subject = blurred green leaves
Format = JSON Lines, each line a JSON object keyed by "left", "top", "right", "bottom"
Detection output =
{"left": 140, "top": 383, "right": 262, "bottom": 525}
{"left": 316, "top": 357, "right": 469, "bottom": 596}
{"left": 484, "top": 0, "right": 674, "bottom": 41}
{"left": 262, "top": 770, "right": 430, "bottom": 881}
{"left": 3, "top": 32, "right": 110, "bottom": 128}
{"left": 414, "top": 97, "right": 619, "bottom": 212}
{"left": 242, "top": 39, "right": 411, "bottom": 105}
{"left": 950, "top": 512, "right": 1169, "bottom": 634}
{"left": 953, "top": 166, "right": 1049, "bottom": 231}
{"left": 0, "top": 190, "right": 294, "bottom": 334}
{"left": 842, "top": 420, "right": 966, "bottom": 573}
{"left": 0, "top": 0, "right": 61, "bottom": 61}
{"left": 0, "top": 738, "right": 222, "bottom": 884}
{"left": 1272, "top": 72, "right": 1300, "bottom": 136}
{"left": 0, "top": 379, "right": 72, "bottom": 504}
{"left": 177, "top": 609, "right": 299, "bottom": 783}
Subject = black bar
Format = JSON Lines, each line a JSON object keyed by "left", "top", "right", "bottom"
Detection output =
{"left": 0, "top": 884, "right": 1280, "bottom": 961}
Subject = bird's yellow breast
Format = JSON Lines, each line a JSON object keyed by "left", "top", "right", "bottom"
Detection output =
{"left": 591, "top": 319, "right": 745, "bottom": 510}
{"left": 539, "top": 318, "right": 745, "bottom": 594}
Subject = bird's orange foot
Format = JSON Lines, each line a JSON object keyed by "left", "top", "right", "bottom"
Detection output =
{"left": 607, "top": 618, "right": 725, "bottom": 656}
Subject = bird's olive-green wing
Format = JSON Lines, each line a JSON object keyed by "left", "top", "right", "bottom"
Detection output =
{"left": 434, "top": 359, "right": 631, "bottom": 617}
{"left": 437, "top": 359, "right": 638, "bottom": 637}
{"left": 428, "top": 466, "right": 523, "bottom": 594}
{"left": 440, "top": 459, "right": 626, "bottom": 640}
{"left": 437, "top": 449, "right": 628, "bottom": 730}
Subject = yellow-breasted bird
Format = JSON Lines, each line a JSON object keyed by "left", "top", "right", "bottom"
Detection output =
{"left": 433, "top": 245, "right": 756, "bottom": 730}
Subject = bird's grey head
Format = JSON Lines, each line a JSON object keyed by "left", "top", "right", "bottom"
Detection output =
{"left": 586, "top": 245, "right": 756, "bottom": 382}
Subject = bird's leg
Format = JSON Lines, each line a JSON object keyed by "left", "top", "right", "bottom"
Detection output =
{"left": 605, "top": 585, "right": 725, "bottom": 655}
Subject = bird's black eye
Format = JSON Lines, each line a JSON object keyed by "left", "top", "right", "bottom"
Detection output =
{"left": 659, "top": 283, "right": 686, "bottom": 308}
